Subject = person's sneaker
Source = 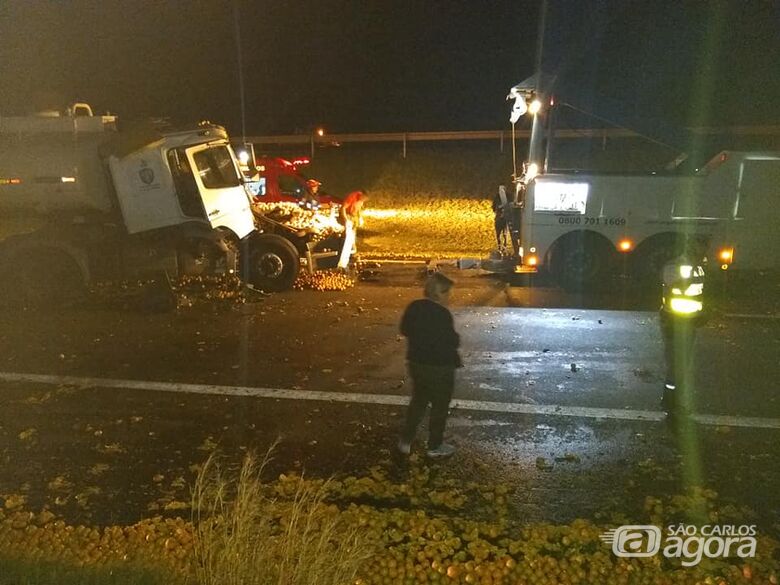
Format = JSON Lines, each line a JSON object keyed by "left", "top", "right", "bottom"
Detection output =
{"left": 397, "top": 439, "right": 412, "bottom": 455}
{"left": 427, "top": 443, "right": 456, "bottom": 458}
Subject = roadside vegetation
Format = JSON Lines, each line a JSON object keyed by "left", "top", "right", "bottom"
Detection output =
{"left": 0, "top": 449, "right": 778, "bottom": 585}
{"left": 309, "top": 143, "right": 509, "bottom": 259}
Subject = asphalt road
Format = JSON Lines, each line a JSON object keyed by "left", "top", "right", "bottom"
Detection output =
{"left": 0, "top": 265, "right": 778, "bottom": 532}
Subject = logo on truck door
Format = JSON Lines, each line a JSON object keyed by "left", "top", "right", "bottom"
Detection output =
{"left": 138, "top": 160, "right": 155, "bottom": 185}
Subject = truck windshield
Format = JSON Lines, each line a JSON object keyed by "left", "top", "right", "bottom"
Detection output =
{"left": 279, "top": 174, "right": 307, "bottom": 198}
{"left": 192, "top": 146, "right": 241, "bottom": 190}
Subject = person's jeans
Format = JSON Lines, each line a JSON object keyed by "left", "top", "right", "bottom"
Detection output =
{"left": 400, "top": 362, "right": 455, "bottom": 449}
{"left": 338, "top": 218, "right": 356, "bottom": 269}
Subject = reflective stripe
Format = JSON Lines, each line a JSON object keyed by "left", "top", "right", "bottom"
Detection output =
{"left": 669, "top": 297, "right": 703, "bottom": 314}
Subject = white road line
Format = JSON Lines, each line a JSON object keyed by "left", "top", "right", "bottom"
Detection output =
{"left": 1, "top": 371, "right": 779, "bottom": 430}
{"left": 723, "top": 313, "right": 780, "bottom": 320}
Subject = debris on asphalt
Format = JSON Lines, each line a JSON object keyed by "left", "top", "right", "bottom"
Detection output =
{"left": 555, "top": 453, "right": 582, "bottom": 463}
{"left": 535, "top": 456, "right": 553, "bottom": 470}
{"left": 90, "top": 274, "right": 261, "bottom": 311}
{"left": 293, "top": 270, "right": 355, "bottom": 291}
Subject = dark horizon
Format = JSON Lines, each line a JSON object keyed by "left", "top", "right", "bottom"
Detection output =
{"left": 1, "top": 0, "right": 778, "bottom": 137}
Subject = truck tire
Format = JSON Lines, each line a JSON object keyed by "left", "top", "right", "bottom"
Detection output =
{"left": 633, "top": 234, "right": 704, "bottom": 285}
{"left": 550, "top": 232, "right": 612, "bottom": 292}
{"left": 245, "top": 234, "right": 300, "bottom": 292}
{"left": 0, "top": 247, "right": 86, "bottom": 308}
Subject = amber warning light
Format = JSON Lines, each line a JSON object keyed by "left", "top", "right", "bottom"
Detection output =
{"left": 718, "top": 248, "right": 734, "bottom": 263}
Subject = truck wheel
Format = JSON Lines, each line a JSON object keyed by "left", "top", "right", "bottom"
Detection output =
{"left": 633, "top": 234, "right": 699, "bottom": 285}
{"left": 551, "top": 233, "right": 611, "bottom": 292}
{"left": 0, "top": 248, "right": 86, "bottom": 308}
{"left": 246, "top": 235, "right": 300, "bottom": 292}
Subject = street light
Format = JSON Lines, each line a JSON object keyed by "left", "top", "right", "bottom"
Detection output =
{"left": 311, "top": 127, "right": 326, "bottom": 158}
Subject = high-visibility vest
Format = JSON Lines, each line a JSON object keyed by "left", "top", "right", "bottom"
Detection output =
{"left": 661, "top": 258, "right": 705, "bottom": 317}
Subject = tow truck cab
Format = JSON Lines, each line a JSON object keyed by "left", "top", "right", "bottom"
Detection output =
{"left": 250, "top": 157, "right": 341, "bottom": 208}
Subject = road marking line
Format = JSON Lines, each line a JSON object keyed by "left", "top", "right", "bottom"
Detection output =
{"left": 723, "top": 313, "right": 780, "bottom": 320}
{"left": 1, "top": 371, "right": 779, "bottom": 430}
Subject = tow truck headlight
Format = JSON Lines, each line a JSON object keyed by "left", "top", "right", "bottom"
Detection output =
{"left": 526, "top": 254, "right": 538, "bottom": 266}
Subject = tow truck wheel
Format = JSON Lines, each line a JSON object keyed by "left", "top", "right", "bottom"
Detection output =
{"left": 246, "top": 235, "right": 300, "bottom": 292}
{"left": 633, "top": 234, "right": 701, "bottom": 285}
{"left": 551, "top": 233, "right": 612, "bottom": 291}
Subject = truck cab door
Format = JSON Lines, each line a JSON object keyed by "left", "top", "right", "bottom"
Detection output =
{"left": 108, "top": 147, "right": 187, "bottom": 235}
{"left": 185, "top": 144, "right": 255, "bottom": 239}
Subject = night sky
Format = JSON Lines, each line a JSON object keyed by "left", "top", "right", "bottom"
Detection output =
{"left": 0, "top": 1, "right": 778, "bottom": 136}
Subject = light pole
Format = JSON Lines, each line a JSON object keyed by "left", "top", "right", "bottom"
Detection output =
{"left": 311, "top": 127, "right": 325, "bottom": 159}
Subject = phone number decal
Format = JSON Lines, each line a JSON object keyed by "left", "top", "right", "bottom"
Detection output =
{"left": 558, "top": 217, "right": 626, "bottom": 226}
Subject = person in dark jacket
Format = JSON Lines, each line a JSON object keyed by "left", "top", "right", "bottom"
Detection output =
{"left": 492, "top": 187, "right": 508, "bottom": 251}
{"left": 397, "top": 272, "right": 462, "bottom": 458}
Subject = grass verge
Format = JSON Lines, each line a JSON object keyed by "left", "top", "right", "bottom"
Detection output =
{"left": 192, "top": 449, "right": 372, "bottom": 585}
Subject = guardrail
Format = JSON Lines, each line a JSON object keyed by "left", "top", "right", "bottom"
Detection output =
{"left": 237, "top": 125, "right": 780, "bottom": 158}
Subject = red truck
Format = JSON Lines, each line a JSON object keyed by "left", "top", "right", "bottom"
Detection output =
{"left": 248, "top": 156, "right": 341, "bottom": 209}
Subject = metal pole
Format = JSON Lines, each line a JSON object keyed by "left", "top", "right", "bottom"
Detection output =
{"left": 310, "top": 133, "right": 315, "bottom": 159}
{"left": 403, "top": 133, "right": 407, "bottom": 159}
{"left": 528, "top": 0, "right": 547, "bottom": 167}
{"left": 500, "top": 130, "right": 504, "bottom": 153}
{"left": 543, "top": 101, "right": 555, "bottom": 173}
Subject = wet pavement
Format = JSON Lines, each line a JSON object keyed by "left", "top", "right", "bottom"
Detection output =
{"left": 0, "top": 265, "right": 778, "bottom": 533}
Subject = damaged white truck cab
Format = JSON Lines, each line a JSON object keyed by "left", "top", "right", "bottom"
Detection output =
{"left": 0, "top": 105, "right": 300, "bottom": 305}
{"left": 107, "top": 126, "right": 255, "bottom": 240}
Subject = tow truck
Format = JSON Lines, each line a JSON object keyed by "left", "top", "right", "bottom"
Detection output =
{"left": 492, "top": 80, "right": 780, "bottom": 290}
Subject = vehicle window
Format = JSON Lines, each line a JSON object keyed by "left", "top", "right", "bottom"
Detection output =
{"left": 167, "top": 148, "right": 205, "bottom": 218}
{"left": 279, "top": 174, "right": 306, "bottom": 198}
{"left": 192, "top": 146, "right": 241, "bottom": 190}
